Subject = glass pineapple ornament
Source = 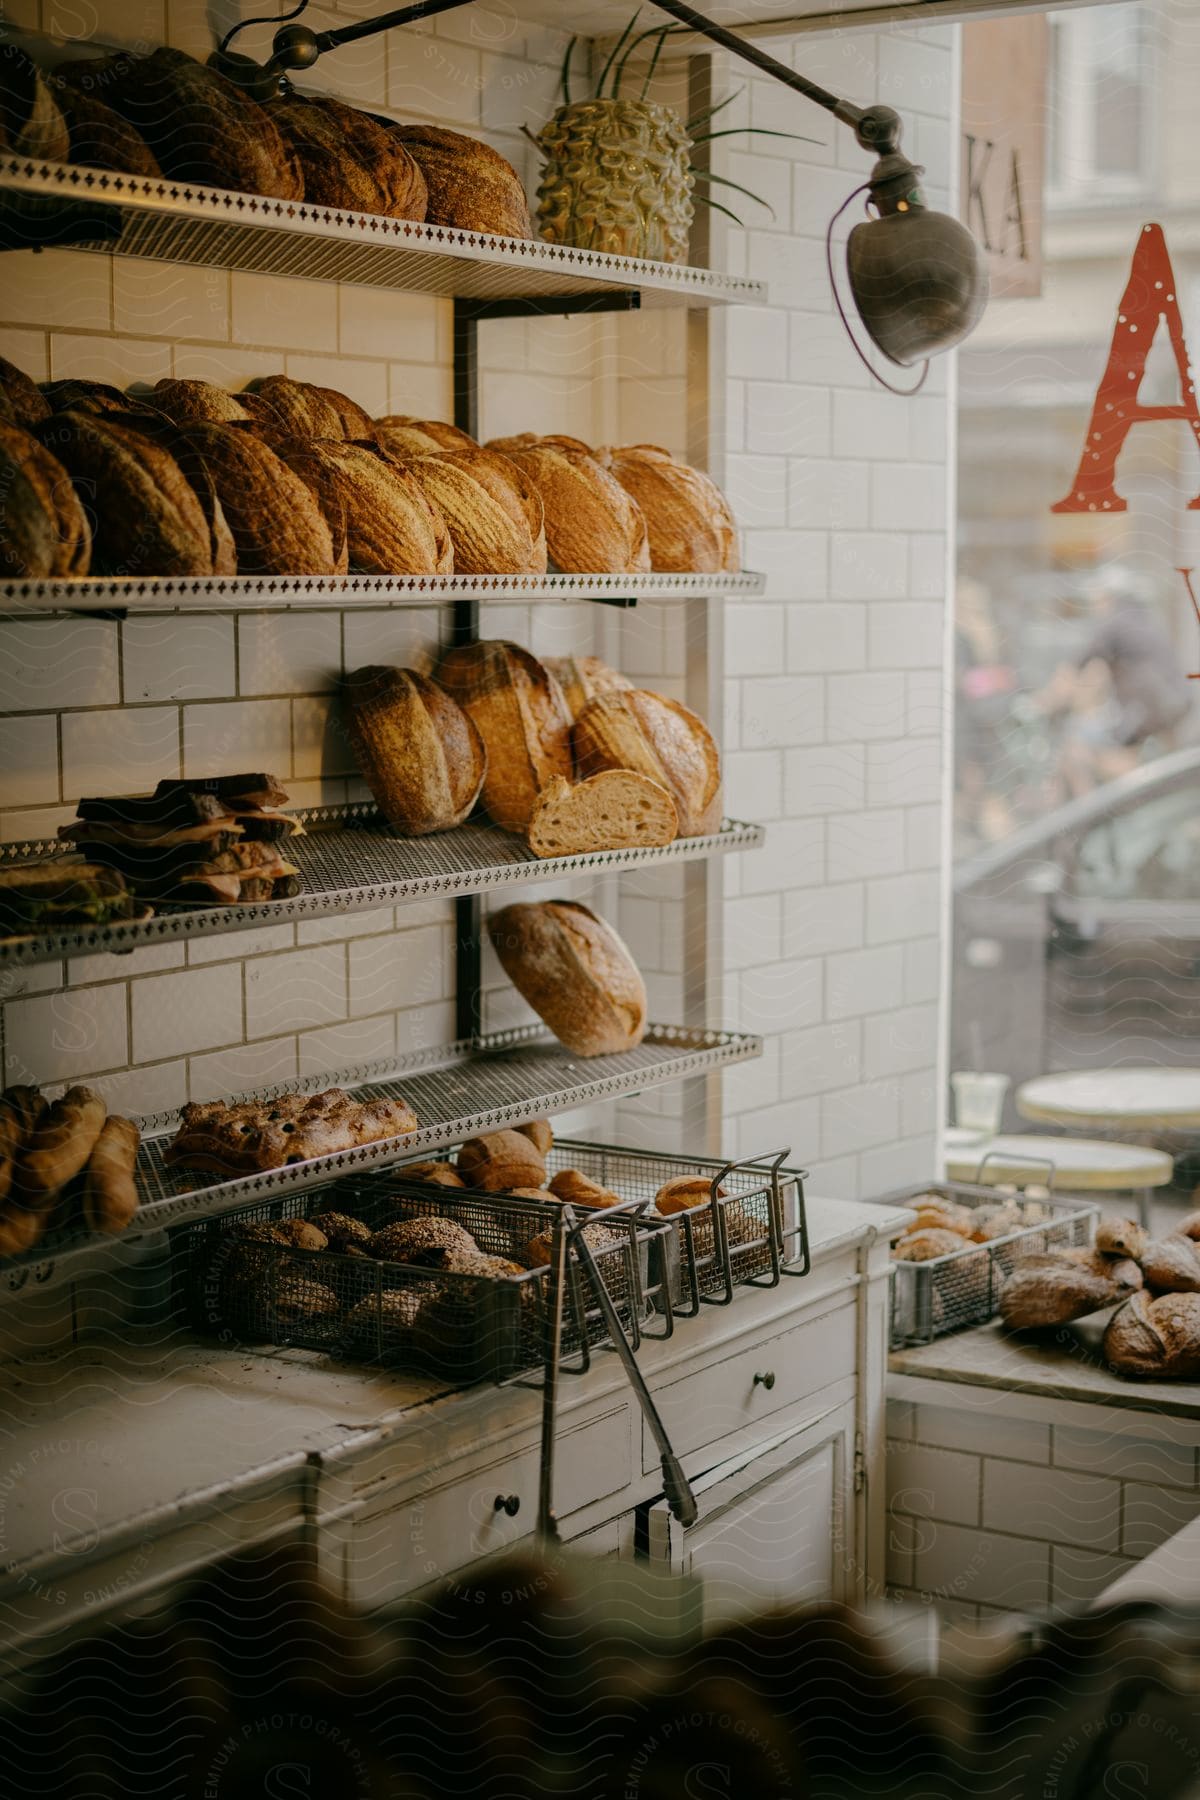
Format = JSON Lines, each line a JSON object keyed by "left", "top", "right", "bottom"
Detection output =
{"left": 536, "top": 97, "right": 695, "bottom": 265}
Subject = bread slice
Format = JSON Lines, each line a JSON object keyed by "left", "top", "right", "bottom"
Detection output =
{"left": 526, "top": 772, "right": 678, "bottom": 859}
{"left": 572, "top": 689, "right": 721, "bottom": 837}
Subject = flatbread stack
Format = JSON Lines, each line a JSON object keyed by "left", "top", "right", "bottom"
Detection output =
{"left": 58, "top": 774, "right": 303, "bottom": 906}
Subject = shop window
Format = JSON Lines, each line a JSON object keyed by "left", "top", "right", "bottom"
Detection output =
{"left": 1047, "top": 2, "right": 1152, "bottom": 204}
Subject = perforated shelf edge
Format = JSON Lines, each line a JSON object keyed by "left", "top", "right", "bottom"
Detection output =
{"left": 0, "top": 570, "right": 767, "bottom": 614}
{"left": 0, "top": 1023, "right": 763, "bottom": 1298}
{"left": 0, "top": 157, "right": 766, "bottom": 308}
{"left": 0, "top": 807, "right": 765, "bottom": 969}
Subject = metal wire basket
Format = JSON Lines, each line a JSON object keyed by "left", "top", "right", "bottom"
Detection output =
{"left": 546, "top": 1140, "right": 810, "bottom": 1313}
{"left": 877, "top": 1179, "right": 1099, "bottom": 1349}
{"left": 174, "top": 1175, "right": 658, "bottom": 1383}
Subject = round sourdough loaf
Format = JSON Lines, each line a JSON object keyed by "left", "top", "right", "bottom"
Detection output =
{"left": 0, "top": 357, "right": 50, "bottom": 431}
{"left": 172, "top": 422, "right": 340, "bottom": 575}
{"left": 265, "top": 94, "right": 427, "bottom": 220}
{"left": 387, "top": 124, "right": 532, "bottom": 238}
{"left": 343, "top": 665, "right": 485, "bottom": 835}
{"left": 542, "top": 654, "right": 631, "bottom": 722}
{"left": 401, "top": 449, "right": 546, "bottom": 575}
{"left": 0, "top": 420, "right": 91, "bottom": 577}
{"left": 572, "top": 688, "right": 721, "bottom": 837}
{"left": 53, "top": 78, "right": 161, "bottom": 177}
{"left": 56, "top": 47, "right": 303, "bottom": 199}
{"left": 373, "top": 416, "right": 478, "bottom": 455}
{"left": 244, "top": 375, "right": 346, "bottom": 439}
{"left": 1104, "top": 1289, "right": 1200, "bottom": 1378}
{"left": 488, "top": 899, "right": 647, "bottom": 1056}
{"left": 436, "top": 640, "right": 572, "bottom": 831}
{"left": 38, "top": 410, "right": 214, "bottom": 576}
{"left": 0, "top": 44, "right": 69, "bottom": 160}
{"left": 601, "top": 443, "right": 739, "bottom": 574}
{"left": 263, "top": 439, "right": 453, "bottom": 575}
{"left": 487, "top": 434, "right": 651, "bottom": 574}
{"left": 150, "top": 379, "right": 257, "bottom": 425}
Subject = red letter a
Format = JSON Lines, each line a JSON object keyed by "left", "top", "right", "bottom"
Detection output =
{"left": 1052, "top": 223, "right": 1200, "bottom": 513}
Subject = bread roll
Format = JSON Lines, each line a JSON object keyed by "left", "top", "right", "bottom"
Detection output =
{"left": 525, "top": 771, "right": 678, "bottom": 858}
{"left": 38, "top": 411, "right": 213, "bottom": 576}
{"left": 402, "top": 449, "right": 546, "bottom": 576}
{"left": 81, "top": 1115, "right": 139, "bottom": 1236}
{"left": 396, "top": 1160, "right": 465, "bottom": 1190}
{"left": 573, "top": 688, "right": 721, "bottom": 837}
{"left": 0, "top": 1087, "right": 46, "bottom": 1207}
{"left": 893, "top": 1228, "right": 966, "bottom": 1263}
{"left": 265, "top": 438, "right": 452, "bottom": 575}
{"left": 0, "top": 421, "right": 91, "bottom": 578}
{"left": 1104, "top": 1290, "right": 1200, "bottom": 1379}
{"left": 542, "top": 655, "right": 631, "bottom": 723}
{"left": 309, "top": 1211, "right": 371, "bottom": 1252}
{"left": 436, "top": 640, "right": 573, "bottom": 832}
{"left": 0, "top": 44, "right": 69, "bottom": 160}
{"left": 374, "top": 416, "right": 477, "bottom": 455}
{"left": 549, "top": 1169, "right": 621, "bottom": 1209}
{"left": 488, "top": 900, "right": 647, "bottom": 1057}
{"left": 18, "top": 1085, "right": 107, "bottom": 1200}
{"left": 387, "top": 125, "right": 532, "bottom": 238}
{"left": 600, "top": 443, "right": 739, "bottom": 573}
{"left": 368, "top": 1217, "right": 478, "bottom": 1264}
{"left": 457, "top": 1129, "right": 546, "bottom": 1193}
{"left": 343, "top": 665, "right": 485, "bottom": 835}
{"left": 1096, "top": 1218, "right": 1148, "bottom": 1259}
{"left": 517, "top": 1119, "right": 553, "bottom": 1156}
{"left": 1140, "top": 1235, "right": 1200, "bottom": 1294}
{"left": 909, "top": 1200, "right": 973, "bottom": 1235}
{"left": 265, "top": 95, "right": 427, "bottom": 220}
{"left": 487, "top": 434, "right": 650, "bottom": 573}
{"left": 172, "top": 422, "right": 339, "bottom": 575}
{"left": 655, "top": 1176, "right": 723, "bottom": 1214}
{"left": 0, "top": 357, "right": 50, "bottom": 432}
{"left": 999, "top": 1248, "right": 1142, "bottom": 1328}
{"left": 56, "top": 47, "right": 303, "bottom": 200}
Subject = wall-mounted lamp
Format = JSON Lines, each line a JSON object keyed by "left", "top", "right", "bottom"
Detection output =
{"left": 214, "top": 0, "right": 988, "bottom": 386}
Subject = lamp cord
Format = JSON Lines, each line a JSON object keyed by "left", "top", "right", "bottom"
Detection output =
{"left": 219, "top": 0, "right": 310, "bottom": 59}
{"left": 825, "top": 183, "right": 930, "bottom": 398}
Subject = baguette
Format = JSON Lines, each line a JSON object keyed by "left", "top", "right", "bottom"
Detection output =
{"left": 488, "top": 899, "right": 647, "bottom": 1057}
{"left": 525, "top": 771, "right": 678, "bottom": 858}
{"left": 343, "top": 665, "right": 485, "bottom": 835}
{"left": 82, "top": 1115, "right": 140, "bottom": 1236}
{"left": 436, "top": 640, "right": 572, "bottom": 832}
{"left": 572, "top": 688, "right": 721, "bottom": 837}
{"left": 18, "top": 1085, "right": 107, "bottom": 1201}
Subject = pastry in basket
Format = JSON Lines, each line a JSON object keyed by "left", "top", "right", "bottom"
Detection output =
{"left": 999, "top": 1247, "right": 1142, "bottom": 1329}
{"left": 60, "top": 774, "right": 303, "bottom": 906}
{"left": 411, "top": 1253, "right": 531, "bottom": 1360}
{"left": 909, "top": 1199, "right": 974, "bottom": 1236}
{"left": 367, "top": 1217, "right": 478, "bottom": 1266}
{"left": 269, "top": 1274, "right": 340, "bottom": 1328}
{"left": 967, "top": 1202, "right": 1024, "bottom": 1242}
{"left": 395, "top": 1161, "right": 466, "bottom": 1190}
{"left": 1096, "top": 1218, "right": 1148, "bottom": 1259}
{"left": 523, "top": 1220, "right": 619, "bottom": 1270}
{"left": 548, "top": 1169, "right": 622, "bottom": 1210}
{"left": 893, "top": 1229, "right": 967, "bottom": 1262}
{"left": 1104, "top": 1290, "right": 1200, "bottom": 1379}
{"left": 166, "top": 1088, "right": 418, "bottom": 1175}
{"left": 457, "top": 1129, "right": 546, "bottom": 1193}
{"left": 309, "top": 1211, "right": 371, "bottom": 1254}
{"left": 344, "top": 1287, "right": 427, "bottom": 1350}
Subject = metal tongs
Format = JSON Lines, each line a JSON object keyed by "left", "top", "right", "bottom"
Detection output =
{"left": 537, "top": 1199, "right": 698, "bottom": 1540}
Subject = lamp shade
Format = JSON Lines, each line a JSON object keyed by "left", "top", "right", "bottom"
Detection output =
{"left": 847, "top": 209, "right": 989, "bottom": 367}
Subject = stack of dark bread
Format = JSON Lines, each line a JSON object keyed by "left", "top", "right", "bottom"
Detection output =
{"left": 0, "top": 1083, "right": 139, "bottom": 1257}
{"left": 0, "top": 355, "right": 741, "bottom": 583}
{"left": 0, "top": 41, "right": 531, "bottom": 235}
{"left": 57, "top": 774, "right": 302, "bottom": 906}
{"left": 343, "top": 639, "right": 721, "bottom": 857}
{"left": 1000, "top": 1213, "right": 1200, "bottom": 1379}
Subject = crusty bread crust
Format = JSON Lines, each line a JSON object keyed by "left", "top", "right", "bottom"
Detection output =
{"left": 488, "top": 899, "right": 647, "bottom": 1056}
{"left": 402, "top": 449, "right": 546, "bottom": 576}
{"left": 388, "top": 124, "right": 531, "bottom": 238}
{"left": 487, "top": 434, "right": 651, "bottom": 574}
{"left": 437, "top": 640, "right": 572, "bottom": 832}
{"left": 265, "top": 438, "right": 452, "bottom": 575}
{"left": 573, "top": 688, "right": 721, "bottom": 837}
{"left": 542, "top": 654, "right": 631, "bottom": 723}
{"left": 344, "top": 665, "right": 485, "bottom": 835}
{"left": 600, "top": 443, "right": 739, "bottom": 573}
{"left": 1105, "top": 1289, "right": 1200, "bottom": 1377}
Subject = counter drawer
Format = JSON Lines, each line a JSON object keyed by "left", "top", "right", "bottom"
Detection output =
{"left": 643, "top": 1300, "right": 856, "bottom": 1474}
{"left": 346, "top": 1404, "right": 631, "bottom": 1605}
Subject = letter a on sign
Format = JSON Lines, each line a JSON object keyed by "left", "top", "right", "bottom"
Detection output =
{"left": 1053, "top": 223, "right": 1200, "bottom": 513}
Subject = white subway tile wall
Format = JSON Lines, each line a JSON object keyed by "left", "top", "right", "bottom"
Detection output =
{"left": 0, "top": 18, "right": 951, "bottom": 1201}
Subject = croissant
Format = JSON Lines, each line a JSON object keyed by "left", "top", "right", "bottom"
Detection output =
{"left": 1104, "top": 1290, "right": 1200, "bottom": 1378}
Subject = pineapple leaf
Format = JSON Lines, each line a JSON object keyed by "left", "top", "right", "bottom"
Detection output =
{"left": 686, "top": 88, "right": 743, "bottom": 132}
{"left": 640, "top": 22, "right": 676, "bottom": 101}
{"left": 596, "top": 9, "right": 642, "bottom": 100}
{"left": 692, "top": 126, "right": 819, "bottom": 145}
{"left": 694, "top": 194, "right": 746, "bottom": 226}
{"left": 561, "top": 33, "right": 577, "bottom": 107}
{"left": 690, "top": 168, "right": 775, "bottom": 217}
{"left": 612, "top": 22, "right": 677, "bottom": 100}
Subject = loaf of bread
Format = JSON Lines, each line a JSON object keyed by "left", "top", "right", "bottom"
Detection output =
{"left": 0, "top": 1087, "right": 46, "bottom": 1208}
{"left": 368, "top": 1216, "right": 479, "bottom": 1265}
{"left": 542, "top": 655, "right": 631, "bottom": 723}
{"left": 172, "top": 422, "right": 339, "bottom": 575}
{"left": 150, "top": 379, "right": 256, "bottom": 426}
{"left": 573, "top": 689, "right": 721, "bottom": 837}
{"left": 1139, "top": 1235, "right": 1200, "bottom": 1294}
{"left": 488, "top": 899, "right": 647, "bottom": 1056}
{"left": 245, "top": 375, "right": 346, "bottom": 439}
{"left": 999, "top": 1247, "right": 1142, "bottom": 1328}
{"left": 39, "top": 411, "right": 214, "bottom": 576}
{"left": 18, "top": 1085, "right": 107, "bottom": 1202}
{"left": 0, "top": 44, "right": 69, "bottom": 160}
{"left": 400, "top": 449, "right": 546, "bottom": 575}
{"left": 387, "top": 124, "right": 532, "bottom": 238}
{"left": 373, "top": 416, "right": 477, "bottom": 456}
{"left": 113, "top": 410, "right": 239, "bottom": 576}
{"left": 81, "top": 1115, "right": 140, "bottom": 1236}
{"left": 39, "top": 379, "right": 158, "bottom": 419}
{"left": 436, "top": 640, "right": 572, "bottom": 832}
{"left": 0, "top": 357, "right": 50, "bottom": 432}
{"left": 600, "top": 443, "right": 740, "bottom": 573}
{"left": 51, "top": 75, "right": 162, "bottom": 177}
{"left": 655, "top": 1175, "right": 724, "bottom": 1215}
{"left": 1095, "top": 1218, "right": 1148, "bottom": 1258}
{"left": 525, "top": 771, "right": 679, "bottom": 858}
{"left": 343, "top": 665, "right": 485, "bottom": 835}
{"left": 395, "top": 1160, "right": 465, "bottom": 1190}
{"left": 309, "top": 1210, "right": 372, "bottom": 1252}
{"left": 264, "top": 438, "right": 452, "bottom": 575}
{"left": 1174, "top": 1210, "right": 1200, "bottom": 1241}
{"left": 308, "top": 385, "right": 373, "bottom": 441}
{"left": 56, "top": 47, "right": 303, "bottom": 200}
{"left": 457, "top": 1128, "right": 547, "bottom": 1192}
{"left": 1104, "top": 1290, "right": 1200, "bottom": 1379}
{"left": 517, "top": 1119, "right": 554, "bottom": 1156}
{"left": 487, "top": 434, "right": 651, "bottom": 574}
{"left": 266, "top": 94, "right": 427, "bottom": 220}
{"left": 909, "top": 1200, "right": 975, "bottom": 1236}
{"left": 549, "top": 1168, "right": 622, "bottom": 1209}
{"left": 893, "top": 1228, "right": 966, "bottom": 1263}
{"left": 0, "top": 421, "right": 91, "bottom": 578}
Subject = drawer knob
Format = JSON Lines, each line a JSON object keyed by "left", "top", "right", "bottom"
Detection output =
{"left": 494, "top": 1493, "right": 521, "bottom": 1517}
{"left": 753, "top": 1370, "right": 776, "bottom": 1391}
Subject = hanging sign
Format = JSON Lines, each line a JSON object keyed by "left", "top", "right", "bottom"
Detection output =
{"left": 1052, "top": 223, "right": 1200, "bottom": 514}
{"left": 960, "top": 14, "right": 1047, "bottom": 299}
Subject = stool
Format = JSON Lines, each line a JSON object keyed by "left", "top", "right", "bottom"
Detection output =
{"left": 942, "top": 1133, "right": 1175, "bottom": 1230}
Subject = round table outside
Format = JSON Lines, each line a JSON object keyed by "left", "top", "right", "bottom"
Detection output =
{"left": 944, "top": 1133, "right": 1174, "bottom": 1197}
{"left": 1015, "top": 1069, "right": 1200, "bottom": 1132}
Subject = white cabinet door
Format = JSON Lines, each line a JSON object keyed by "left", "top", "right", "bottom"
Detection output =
{"left": 641, "top": 1402, "right": 856, "bottom": 1629}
